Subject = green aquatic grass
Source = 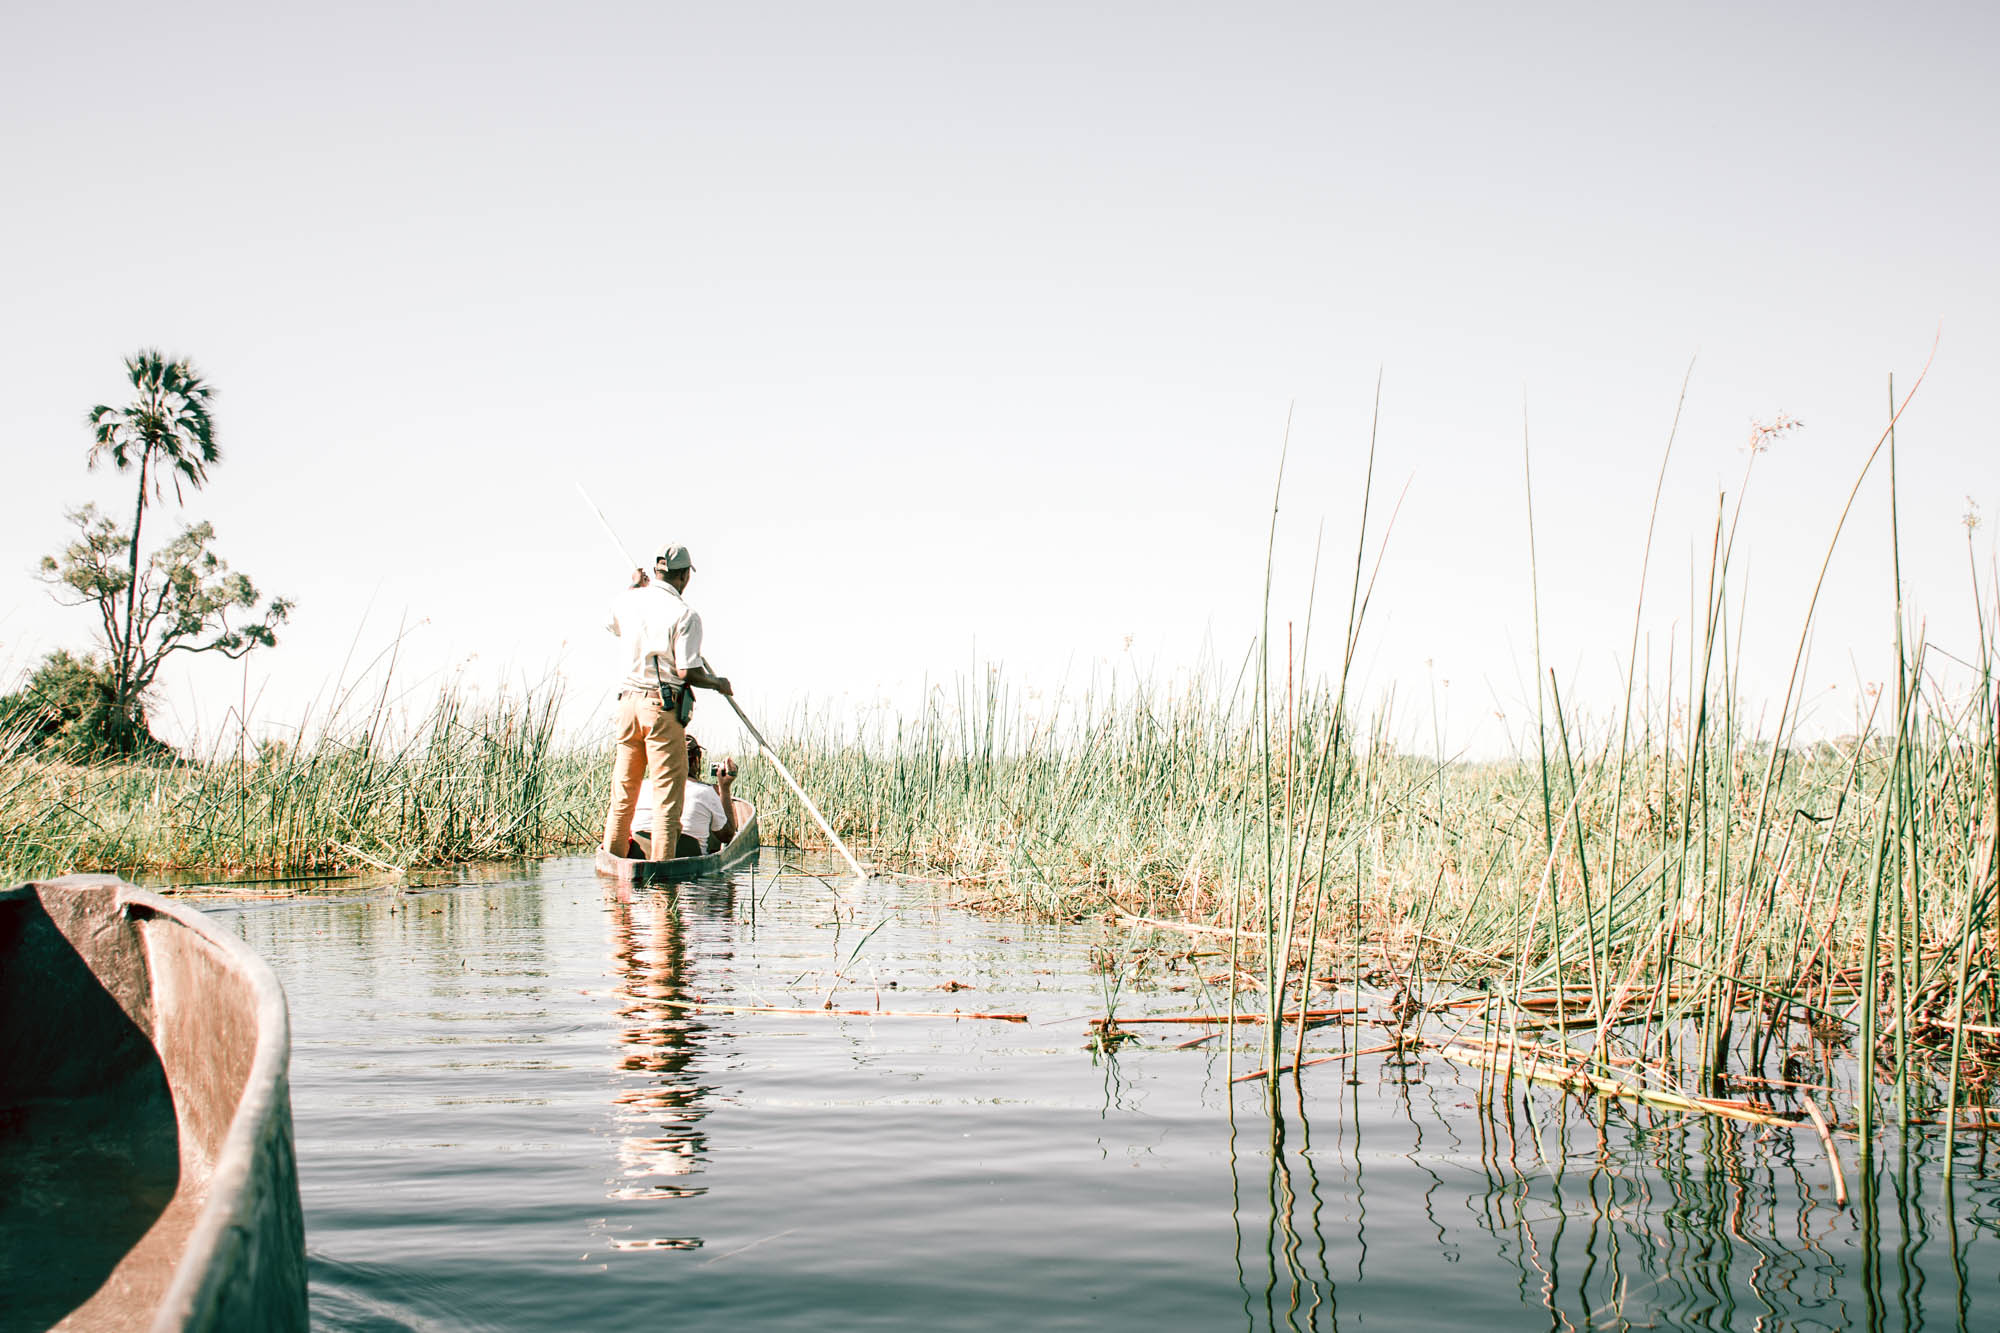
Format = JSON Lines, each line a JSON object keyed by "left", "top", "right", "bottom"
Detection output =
{"left": 0, "top": 676, "right": 601, "bottom": 879}
{"left": 744, "top": 645, "right": 1996, "bottom": 1121}
{"left": 745, "top": 363, "right": 2000, "bottom": 1137}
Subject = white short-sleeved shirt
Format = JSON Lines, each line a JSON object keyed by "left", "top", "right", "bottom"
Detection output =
{"left": 681, "top": 782, "right": 729, "bottom": 842}
{"left": 633, "top": 780, "right": 729, "bottom": 842}
{"left": 606, "top": 582, "right": 703, "bottom": 694}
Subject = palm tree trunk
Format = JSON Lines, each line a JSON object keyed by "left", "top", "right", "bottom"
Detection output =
{"left": 118, "top": 451, "right": 148, "bottom": 744}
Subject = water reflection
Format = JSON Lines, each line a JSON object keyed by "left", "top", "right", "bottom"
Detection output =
{"left": 1227, "top": 1060, "right": 2000, "bottom": 1331}
{"left": 604, "top": 883, "right": 712, "bottom": 1224}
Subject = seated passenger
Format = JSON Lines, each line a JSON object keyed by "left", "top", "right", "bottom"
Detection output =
{"left": 678, "top": 735, "right": 739, "bottom": 857}
{"left": 630, "top": 735, "right": 738, "bottom": 859}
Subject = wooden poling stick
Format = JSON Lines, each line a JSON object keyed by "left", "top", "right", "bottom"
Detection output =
{"left": 723, "top": 694, "right": 869, "bottom": 883}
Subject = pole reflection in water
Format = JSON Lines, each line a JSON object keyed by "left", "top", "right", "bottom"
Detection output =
{"left": 1223, "top": 1049, "right": 2000, "bottom": 1332}
{"left": 602, "top": 881, "right": 718, "bottom": 1248}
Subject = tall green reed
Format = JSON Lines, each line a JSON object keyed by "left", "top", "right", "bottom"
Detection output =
{"left": 0, "top": 672, "right": 599, "bottom": 880}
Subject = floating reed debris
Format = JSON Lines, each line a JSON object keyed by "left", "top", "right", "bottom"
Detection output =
{"left": 1230, "top": 1042, "right": 1399, "bottom": 1084}
{"left": 1092, "top": 1007, "right": 1363, "bottom": 1027}
{"left": 652, "top": 997, "right": 1028, "bottom": 1022}
{"left": 1420, "top": 1037, "right": 1801, "bottom": 1129}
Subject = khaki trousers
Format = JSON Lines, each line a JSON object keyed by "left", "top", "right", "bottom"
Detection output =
{"left": 603, "top": 691, "right": 686, "bottom": 856}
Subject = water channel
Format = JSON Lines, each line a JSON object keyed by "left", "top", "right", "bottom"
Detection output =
{"left": 184, "top": 854, "right": 2000, "bottom": 1331}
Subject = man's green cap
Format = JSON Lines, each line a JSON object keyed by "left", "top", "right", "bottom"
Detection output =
{"left": 655, "top": 544, "right": 695, "bottom": 572}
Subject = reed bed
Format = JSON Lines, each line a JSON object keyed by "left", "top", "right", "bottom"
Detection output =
{"left": 749, "top": 632, "right": 1997, "bottom": 1154}
{"left": 0, "top": 676, "right": 601, "bottom": 879}
{"left": 748, "top": 387, "right": 2000, "bottom": 1155}
{"left": 755, "top": 670, "right": 1992, "bottom": 990}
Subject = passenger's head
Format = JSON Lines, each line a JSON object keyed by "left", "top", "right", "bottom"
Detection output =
{"left": 654, "top": 542, "right": 695, "bottom": 591}
{"left": 685, "top": 734, "right": 705, "bottom": 779}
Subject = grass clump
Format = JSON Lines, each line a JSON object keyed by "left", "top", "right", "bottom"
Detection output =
{"left": 0, "top": 675, "right": 601, "bottom": 880}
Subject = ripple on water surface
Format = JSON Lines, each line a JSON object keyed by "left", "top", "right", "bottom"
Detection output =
{"left": 192, "top": 859, "right": 2000, "bottom": 1332}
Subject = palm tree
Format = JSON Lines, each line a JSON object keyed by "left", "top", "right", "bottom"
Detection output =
{"left": 85, "top": 349, "right": 220, "bottom": 730}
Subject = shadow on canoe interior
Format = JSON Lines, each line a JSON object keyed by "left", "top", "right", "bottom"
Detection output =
{"left": 0, "top": 892, "right": 182, "bottom": 1332}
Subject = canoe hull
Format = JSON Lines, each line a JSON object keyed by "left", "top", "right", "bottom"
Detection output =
{"left": 596, "top": 800, "right": 760, "bottom": 885}
{"left": 0, "top": 876, "right": 307, "bottom": 1333}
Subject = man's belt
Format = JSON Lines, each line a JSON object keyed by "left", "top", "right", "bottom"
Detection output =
{"left": 621, "top": 680, "right": 695, "bottom": 725}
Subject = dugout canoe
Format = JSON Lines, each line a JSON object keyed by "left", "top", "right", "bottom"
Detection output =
{"left": 0, "top": 875, "right": 307, "bottom": 1333}
{"left": 594, "top": 799, "right": 760, "bottom": 885}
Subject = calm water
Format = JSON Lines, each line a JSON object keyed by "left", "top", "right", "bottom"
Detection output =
{"left": 187, "top": 857, "right": 2000, "bottom": 1331}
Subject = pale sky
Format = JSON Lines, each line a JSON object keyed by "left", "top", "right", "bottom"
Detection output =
{"left": 2, "top": 2, "right": 1994, "bottom": 760}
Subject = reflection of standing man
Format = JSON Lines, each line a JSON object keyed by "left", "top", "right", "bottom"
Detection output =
{"left": 602, "top": 543, "right": 733, "bottom": 858}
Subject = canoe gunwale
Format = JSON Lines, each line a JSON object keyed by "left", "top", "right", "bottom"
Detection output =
{"left": 595, "top": 800, "right": 760, "bottom": 885}
{"left": 120, "top": 881, "right": 299, "bottom": 1332}
{"left": 12, "top": 874, "right": 306, "bottom": 1332}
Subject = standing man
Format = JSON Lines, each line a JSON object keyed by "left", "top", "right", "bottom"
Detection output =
{"left": 603, "top": 542, "right": 733, "bottom": 860}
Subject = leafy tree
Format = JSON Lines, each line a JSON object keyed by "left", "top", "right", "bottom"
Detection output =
{"left": 32, "top": 350, "right": 291, "bottom": 756}
{"left": 0, "top": 649, "right": 157, "bottom": 759}
{"left": 39, "top": 508, "right": 291, "bottom": 754}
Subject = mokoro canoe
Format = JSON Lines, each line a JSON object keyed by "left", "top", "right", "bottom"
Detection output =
{"left": 0, "top": 875, "right": 307, "bottom": 1333}
{"left": 594, "top": 799, "right": 760, "bottom": 885}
